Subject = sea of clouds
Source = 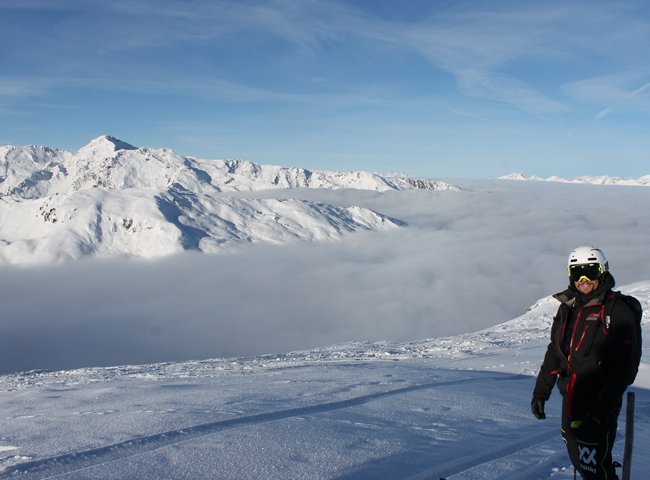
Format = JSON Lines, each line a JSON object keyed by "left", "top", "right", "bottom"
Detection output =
{"left": 1, "top": 180, "right": 649, "bottom": 374}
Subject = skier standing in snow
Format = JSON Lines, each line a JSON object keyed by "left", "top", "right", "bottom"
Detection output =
{"left": 531, "top": 246, "right": 641, "bottom": 480}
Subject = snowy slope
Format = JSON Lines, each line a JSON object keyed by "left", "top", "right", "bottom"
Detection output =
{"left": 0, "top": 136, "right": 460, "bottom": 264}
{"left": 0, "top": 188, "right": 401, "bottom": 263}
{"left": 500, "top": 171, "right": 650, "bottom": 186}
{"left": 0, "top": 282, "right": 648, "bottom": 480}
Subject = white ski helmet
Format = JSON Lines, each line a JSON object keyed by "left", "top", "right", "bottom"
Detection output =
{"left": 567, "top": 246, "right": 608, "bottom": 276}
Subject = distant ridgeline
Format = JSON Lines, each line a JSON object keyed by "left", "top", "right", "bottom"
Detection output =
{"left": 500, "top": 171, "right": 650, "bottom": 186}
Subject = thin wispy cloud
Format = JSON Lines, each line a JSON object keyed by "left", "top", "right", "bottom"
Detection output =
{"left": 565, "top": 72, "right": 650, "bottom": 120}
{"left": 2, "top": 1, "right": 650, "bottom": 177}
{"left": 395, "top": 3, "right": 650, "bottom": 117}
{"left": 0, "top": 78, "right": 50, "bottom": 99}
{"left": 595, "top": 81, "right": 650, "bottom": 120}
{"left": 1, "top": 0, "right": 639, "bottom": 110}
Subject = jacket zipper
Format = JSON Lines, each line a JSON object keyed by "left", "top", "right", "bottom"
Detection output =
{"left": 566, "top": 373, "right": 577, "bottom": 418}
{"left": 574, "top": 326, "right": 589, "bottom": 352}
{"left": 568, "top": 306, "right": 585, "bottom": 359}
{"left": 565, "top": 306, "right": 585, "bottom": 419}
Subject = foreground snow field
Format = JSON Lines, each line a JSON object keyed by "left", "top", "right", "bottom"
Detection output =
{"left": 1, "top": 284, "right": 648, "bottom": 480}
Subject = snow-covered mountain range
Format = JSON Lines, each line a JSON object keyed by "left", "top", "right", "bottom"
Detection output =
{"left": 0, "top": 136, "right": 459, "bottom": 265}
{"left": 500, "top": 171, "right": 650, "bottom": 186}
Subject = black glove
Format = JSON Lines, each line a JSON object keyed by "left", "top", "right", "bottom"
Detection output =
{"left": 531, "top": 397, "right": 546, "bottom": 420}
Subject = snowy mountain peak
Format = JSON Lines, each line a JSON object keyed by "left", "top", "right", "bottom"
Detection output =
{"left": 76, "top": 135, "right": 137, "bottom": 156}
{"left": 498, "top": 172, "right": 529, "bottom": 181}
{"left": 0, "top": 136, "right": 465, "bottom": 264}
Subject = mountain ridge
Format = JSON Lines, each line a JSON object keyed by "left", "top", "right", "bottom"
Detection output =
{"left": 500, "top": 171, "right": 650, "bottom": 186}
{"left": 0, "top": 136, "right": 456, "bottom": 265}
{"left": 1, "top": 135, "right": 461, "bottom": 198}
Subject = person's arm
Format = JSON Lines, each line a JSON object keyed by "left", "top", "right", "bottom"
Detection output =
{"left": 533, "top": 335, "right": 560, "bottom": 401}
{"left": 531, "top": 306, "right": 564, "bottom": 419}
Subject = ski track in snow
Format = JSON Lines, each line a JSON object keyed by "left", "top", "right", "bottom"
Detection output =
{"left": 1, "top": 374, "right": 525, "bottom": 479}
{"left": 409, "top": 424, "right": 561, "bottom": 480}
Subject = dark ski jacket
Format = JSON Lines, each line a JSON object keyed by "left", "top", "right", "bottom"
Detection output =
{"left": 533, "top": 272, "right": 640, "bottom": 423}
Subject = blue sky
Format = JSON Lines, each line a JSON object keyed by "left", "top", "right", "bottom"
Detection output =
{"left": 2, "top": 0, "right": 650, "bottom": 179}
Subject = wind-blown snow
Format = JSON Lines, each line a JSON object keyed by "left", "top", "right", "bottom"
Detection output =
{"left": 0, "top": 283, "right": 647, "bottom": 480}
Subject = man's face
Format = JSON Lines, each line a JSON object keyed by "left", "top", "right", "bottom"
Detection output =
{"left": 574, "top": 277, "right": 600, "bottom": 295}
{"left": 569, "top": 263, "right": 603, "bottom": 295}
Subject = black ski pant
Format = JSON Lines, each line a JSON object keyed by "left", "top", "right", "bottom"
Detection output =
{"left": 561, "top": 396, "right": 620, "bottom": 480}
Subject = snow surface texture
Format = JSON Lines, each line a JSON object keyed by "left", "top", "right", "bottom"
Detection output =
{"left": 0, "top": 283, "right": 648, "bottom": 479}
{"left": 0, "top": 136, "right": 458, "bottom": 265}
{"left": 500, "top": 171, "right": 650, "bottom": 186}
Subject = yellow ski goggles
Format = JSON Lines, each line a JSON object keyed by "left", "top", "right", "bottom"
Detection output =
{"left": 568, "top": 263, "right": 605, "bottom": 283}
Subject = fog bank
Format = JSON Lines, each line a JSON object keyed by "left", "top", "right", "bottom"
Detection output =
{"left": 2, "top": 180, "right": 649, "bottom": 374}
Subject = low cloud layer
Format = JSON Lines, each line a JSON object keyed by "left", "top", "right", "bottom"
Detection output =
{"left": 2, "top": 180, "right": 650, "bottom": 374}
